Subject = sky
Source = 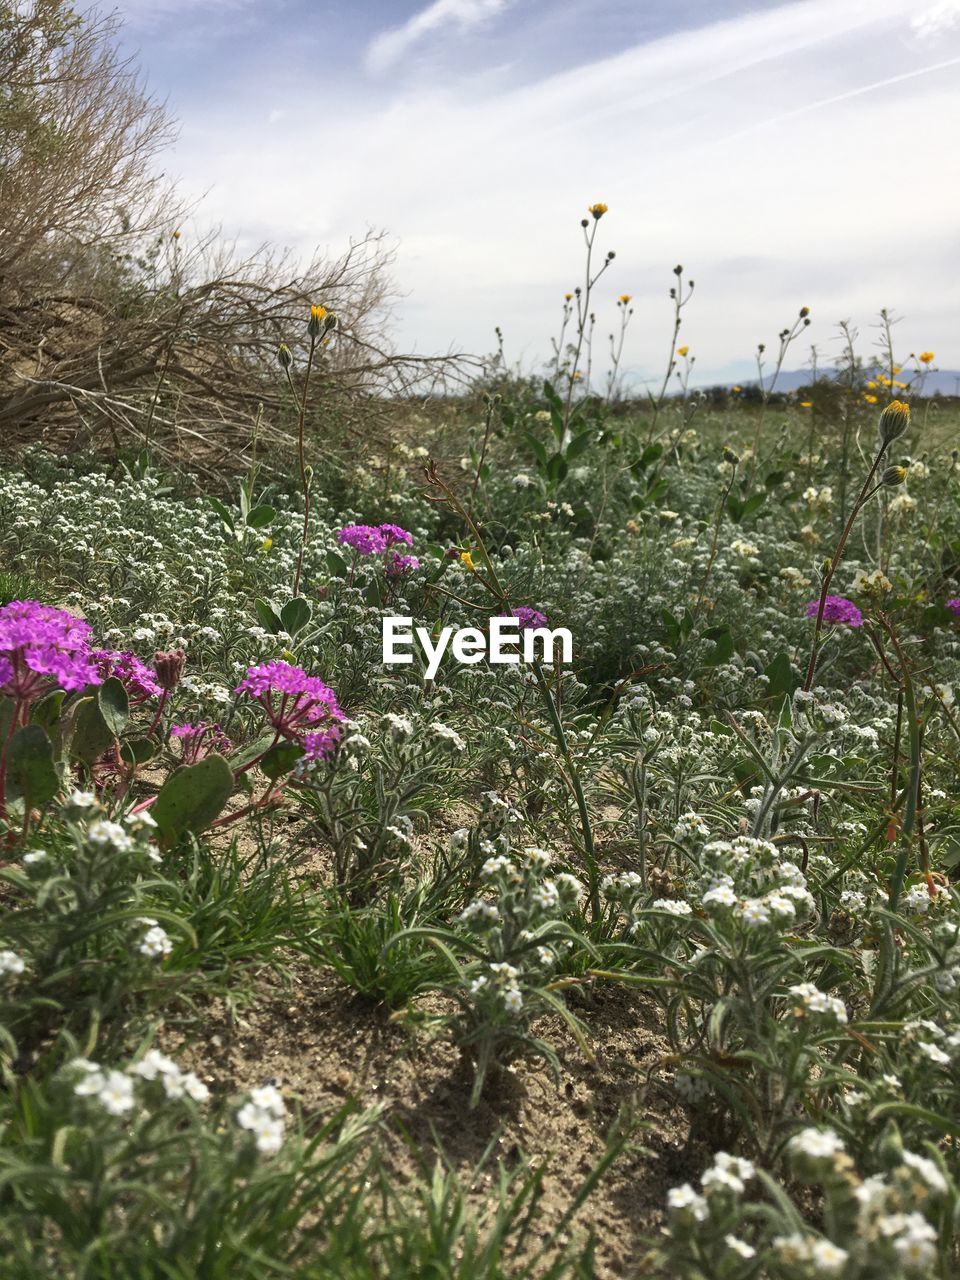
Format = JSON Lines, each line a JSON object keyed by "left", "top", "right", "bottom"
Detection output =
{"left": 107, "top": 0, "right": 960, "bottom": 389}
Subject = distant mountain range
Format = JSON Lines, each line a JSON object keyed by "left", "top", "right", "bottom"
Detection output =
{"left": 747, "top": 369, "right": 960, "bottom": 396}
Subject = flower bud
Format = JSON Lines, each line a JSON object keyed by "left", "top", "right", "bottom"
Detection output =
{"left": 723, "top": 446, "right": 740, "bottom": 465}
{"left": 878, "top": 399, "right": 911, "bottom": 445}
{"left": 154, "top": 648, "right": 186, "bottom": 691}
{"left": 308, "top": 304, "right": 328, "bottom": 337}
{"left": 278, "top": 343, "right": 292, "bottom": 369}
{"left": 322, "top": 310, "right": 338, "bottom": 334}
{"left": 881, "top": 465, "right": 908, "bottom": 487}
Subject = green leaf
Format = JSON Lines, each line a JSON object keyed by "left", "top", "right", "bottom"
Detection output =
{"left": 260, "top": 742, "right": 304, "bottom": 780}
{"left": 97, "top": 677, "right": 128, "bottom": 738}
{"left": 207, "top": 496, "right": 234, "bottom": 530}
{"left": 29, "top": 690, "right": 64, "bottom": 733}
{"left": 565, "top": 430, "right": 593, "bottom": 461}
{"left": 326, "top": 549, "right": 349, "bottom": 577}
{"left": 71, "top": 697, "right": 114, "bottom": 765}
{"left": 120, "top": 737, "right": 158, "bottom": 766}
{"left": 702, "top": 624, "right": 734, "bottom": 667}
{"left": 741, "top": 492, "right": 767, "bottom": 520}
{"left": 546, "top": 453, "right": 568, "bottom": 485}
{"left": 254, "top": 598, "right": 283, "bottom": 634}
{"left": 6, "top": 725, "right": 59, "bottom": 810}
{"left": 726, "top": 494, "right": 744, "bottom": 523}
{"left": 280, "top": 596, "right": 312, "bottom": 637}
{"left": 152, "top": 753, "right": 234, "bottom": 842}
{"left": 523, "top": 432, "right": 548, "bottom": 470}
{"left": 246, "top": 504, "right": 276, "bottom": 530}
{"left": 765, "top": 651, "right": 798, "bottom": 698}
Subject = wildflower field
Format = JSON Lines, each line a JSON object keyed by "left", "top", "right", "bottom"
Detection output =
{"left": 3, "top": 272, "right": 960, "bottom": 1279}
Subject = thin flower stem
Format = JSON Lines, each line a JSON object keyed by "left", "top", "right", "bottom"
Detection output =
{"left": 802, "top": 445, "right": 886, "bottom": 692}
{"left": 290, "top": 331, "right": 318, "bottom": 599}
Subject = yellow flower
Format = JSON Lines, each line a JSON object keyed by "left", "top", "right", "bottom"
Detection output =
{"left": 171, "top": 229, "right": 181, "bottom": 240}
{"left": 311, "top": 304, "right": 327, "bottom": 322}
{"left": 572, "top": 370, "right": 583, "bottom": 381}
{"left": 866, "top": 380, "right": 876, "bottom": 390}
{"left": 261, "top": 536, "right": 273, "bottom": 551}
{"left": 892, "top": 366, "right": 902, "bottom": 375}
{"left": 564, "top": 292, "right": 573, "bottom": 301}
{"left": 893, "top": 380, "right": 907, "bottom": 389}
{"left": 460, "top": 551, "right": 476, "bottom": 572}
{"left": 618, "top": 294, "right": 632, "bottom": 304}
{"left": 677, "top": 345, "right": 689, "bottom": 357}
{"left": 732, "top": 385, "right": 742, "bottom": 394}
{"left": 919, "top": 351, "right": 935, "bottom": 364}
{"left": 800, "top": 401, "right": 813, "bottom": 408}
{"left": 588, "top": 202, "right": 608, "bottom": 219}
{"left": 863, "top": 393, "right": 878, "bottom": 404}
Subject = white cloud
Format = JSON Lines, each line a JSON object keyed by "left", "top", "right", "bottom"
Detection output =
{"left": 163, "top": 0, "right": 960, "bottom": 381}
{"left": 366, "top": 0, "right": 515, "bottom": 73}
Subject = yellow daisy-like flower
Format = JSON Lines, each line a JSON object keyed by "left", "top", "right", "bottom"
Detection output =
{"left": 311, "top": 304, "right": 328, "bottom": 323}
{"left": 676, "top": 345, "right": 689, "bottom": 357}
{"left": 919, "top": 350, "right": 935, "bottom": 364}
{"left": 618, "top": 294, "right": 632, "bottom": 304}
{"left": 863, "top": 393, "right": 878, "bottom": 404}
{"left": 893, "top": 380, "right": 907, "bottom": 389}
{"left": 800, "top": 401, "right": 813, "bottom": 408}
{"left": 732, "top": 385, "right": 742, "bottom": 394}
{"left": 564, "top": 292, "right": 573, "bottom": 301}
{"left": 866, "top": 380, "right": 876, "bottom": 390}
{"left": 460, "top": 551, "right": 476, "bottom": 572}
{"left": 588, "top": 202, "right": 608, "bottom": 219}
{"left": 572, "top": 370, "right": 583, "bottom": 381}
{"left": 892, "top": 366, "right": 902, "bottom": 375}
{"left": 261, "top": 536, "right": 273, "bottom": 551}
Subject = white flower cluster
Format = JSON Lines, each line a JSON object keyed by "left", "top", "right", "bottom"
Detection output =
{"left": 696, "top": 837, "right": 814, "bottom": 932}
{"left": 236, "top": 1083, "right": 287, "bottom": 1154}
{"left": 0, "top": 948, "right": 26, "bottom": 977}
{"left": 136, "top": 917, "right": 173, "bottom": 958}
{"left": 67, "top": 1050, "right": 210, "bottom": 1115}
{"left": 787, "top": 981, "right": 848, "bottom": 1024}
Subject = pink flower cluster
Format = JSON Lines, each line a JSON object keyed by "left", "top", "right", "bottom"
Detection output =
{"left": 804, "top": 596, "right": 863, "bottom": 628}
{"left": 0, "top": 600, "right": 101, "bottom": 702}
{"left": 170, "top": 721, "right": 232, "bottom": 764}
{"left": 235, "top": 659, "right": 344, "bottom": 761}
{"left": 93, "top": 649, "right": 163, "bottom": 702}
{"left": 336, "top": 522, "right": 419, "bottom": 576}
{"left": 509, "top": 606, "right": 549, "bottom": 631}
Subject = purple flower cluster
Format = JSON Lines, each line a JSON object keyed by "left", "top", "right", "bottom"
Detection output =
{"left": 93, "top": 649, "right": 163, "bottom": 702}
{"left": 235, "top": 659, "right": 344, "bottom": 761}
{"left": 946, "top": 599, "right": 960, "bottom": 618}
{"left": 337, "top": 522, "right": 416, "bottom": 557}
{"left": 170, "top": 721, "right": 232, "bottom": 764}
{"left": 510, "top": 606, "right": 549, "bottom": 631}
{"left": 337, "top": 524, "right": 389, "bottom": 555}
{"left": 805, "top": 596, "right": 863, "bottom": 628}
{"left": 386, "top": 552, "right": 420, "bottom": 577}
{"left": 0, "top": 600, "right": 101, "bottom": 701}
{"left": 379, "top": 523, "right": 414, "bottom": 548}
